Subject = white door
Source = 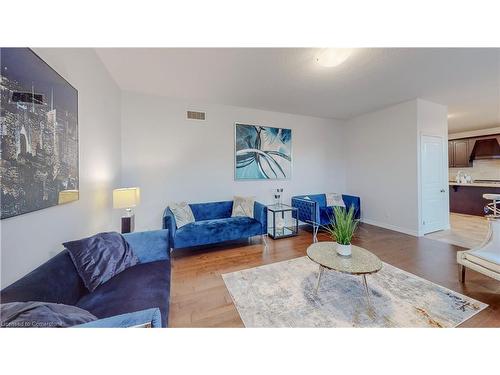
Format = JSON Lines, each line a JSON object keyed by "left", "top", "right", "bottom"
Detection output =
{"left": 421, "top": 135, "right": 447, "bottom": 234}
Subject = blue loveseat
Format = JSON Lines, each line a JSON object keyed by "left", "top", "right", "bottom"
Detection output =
{"left": 291, "top": 193, "right": 361, "bottom": 241}
{"left": 0, "top": 230, "right": 171, "bottom": 328}
{"left": 163, "top": 200, "right": 267, "bottom": 250}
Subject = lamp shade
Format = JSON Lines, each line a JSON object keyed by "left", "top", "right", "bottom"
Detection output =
{"left": 113, "top": 187, "right": 140, "bottom": 209}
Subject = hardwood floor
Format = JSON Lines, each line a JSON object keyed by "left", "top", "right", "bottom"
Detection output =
{"left": 169, "top": 223, "right": 500, "bottom": 327}
{"left": 425, "top": 213, "right": 489, "bottom": 249}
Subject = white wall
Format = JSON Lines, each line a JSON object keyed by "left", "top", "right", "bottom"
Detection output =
{"left": 345, "top": 100, "right": 420, "bottom": 235}
{"left": 345, "top": 99, "right": 448, "bottom": 236}
{"left": 120, "top": 91, "right": 346, "bottom": 231}
{"left": 0, "top": 49, "right": 122, "bottom": 287}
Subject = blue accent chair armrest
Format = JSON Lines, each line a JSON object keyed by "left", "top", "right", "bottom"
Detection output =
{"left": 254, "top": 201, "right": 268, "bottom": 234}
{"left": 291, "top": 197, "right": 320, "bottom": 225}
{"left": 75, "top": 308, "right": 162, "bottom": 328}
{"left": 162, "top": 208, "right": 177, "bottom": 249}
{"left": 123, "top": 229, "right": 170, "bottom": 264}
{"left": 342, "top": 194, "right": 361, "bottom": 219}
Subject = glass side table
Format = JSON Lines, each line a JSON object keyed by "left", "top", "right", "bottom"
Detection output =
{"left": 267, "top": 203, "right": 299, "bottom": 239}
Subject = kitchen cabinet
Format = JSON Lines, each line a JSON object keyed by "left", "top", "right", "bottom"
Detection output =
{"left": 453, "top": 139, "right": 470, "bottom": 167}
{"left": 448, "top": 139, "right": 472, "bottom": 167}
{"left": 448, "top": 134, "right": 500, "bottom": 167}
{"left": 448, "top": 140, "right": 454, "bottom": 167}
{"left": 450, "top": 184, "right": 500, "bottom": 216}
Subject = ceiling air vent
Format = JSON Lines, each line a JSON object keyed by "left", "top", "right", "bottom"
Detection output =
{"left": 187, "top": 110, "right": 206, "bottom": 120}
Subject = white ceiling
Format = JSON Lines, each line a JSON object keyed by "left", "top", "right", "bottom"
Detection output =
{"left": 96, "top": 48, "right": 500, "bottom": 133}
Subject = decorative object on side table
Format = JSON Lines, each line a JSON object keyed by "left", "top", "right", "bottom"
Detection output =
{"left": 323, "top": 205, "right": 359, "bottom": 256}
{"left": 274, "top": 188, "right": 283, "bottom": 205}
{"left": 113, "top": 187, "right": 140, "bottom": 233}
{"left": 0, "top": 48, "right": 79, "bottom": 219}
{"left": 267, "top": 203, "right": 298, "bottom": 239}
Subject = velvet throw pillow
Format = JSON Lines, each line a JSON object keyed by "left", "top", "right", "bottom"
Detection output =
{"left": 169, "top": 202, "right": 195, "bottom": 228}
{"left": 231, "top": 196, "right": 255, "bottom": 218}
{"left": 1, "top": 301, "right": 97, "bottom": 328}
{"left": 63, "top": 232, "right": 139, "bottom": 293}
{"left": 326, "top": 193, "right": 345, "bottom": 208}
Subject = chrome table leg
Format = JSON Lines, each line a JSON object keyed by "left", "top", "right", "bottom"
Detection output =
{"left": 362, "top": 274, "right": 372, "bottom": 305}
{"left": 261, "top": 234, "right": 268, "bottom": 250}
{"left": 315, "top": 265, "right": 324, "bottom": 294}
{"left": 313, "top": 224, "right": 319, "bottom": 243}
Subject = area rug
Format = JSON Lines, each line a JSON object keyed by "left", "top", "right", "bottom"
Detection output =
{"left": 222, "top": 257, "right": 488, "bottom": 327}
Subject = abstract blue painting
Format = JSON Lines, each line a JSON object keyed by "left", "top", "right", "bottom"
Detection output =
{"left": 235, "top": 123, "right": 292, "bottom": 180}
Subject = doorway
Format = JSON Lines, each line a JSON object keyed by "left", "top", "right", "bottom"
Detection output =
{"left": 421, "top": 135, "right": 447, "bottom": 234}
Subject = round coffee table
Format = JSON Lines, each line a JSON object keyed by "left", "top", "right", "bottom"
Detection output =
{"left": 306, "top": 242, "right": 382, "bottom": 303}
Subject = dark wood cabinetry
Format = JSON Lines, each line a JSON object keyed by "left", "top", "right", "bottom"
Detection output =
{"left": 448, "top": 139, "right": 472, "bottom": 167}
{"left": 448, "top": 134, "right": 500, "bottom": 167}
{"left": 448, "top": 141, "right": 454, "bottom": 167}
{"left": 450, "top": 185, "right": 500, "bottom": 216}
{"left": 454, "top": 139, "right": 470, "bottom": 167}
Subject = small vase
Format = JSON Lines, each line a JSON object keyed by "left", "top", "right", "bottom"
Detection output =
{"left": 336, "top": 242, "right": 352, "bottom": 257}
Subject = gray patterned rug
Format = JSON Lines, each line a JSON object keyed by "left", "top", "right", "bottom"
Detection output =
{"left": 222, "top": 257, "right": 487, "bottom": 327}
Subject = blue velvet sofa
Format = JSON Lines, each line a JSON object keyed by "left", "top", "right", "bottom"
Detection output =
{"left": 163, "top": 200, "right": 267, "bottom": 250}
{"left": 0, "top": 230, "right": 171, "bottom": 328}
{"left": 291, "top": 193, "right": 361, "bottom": 241}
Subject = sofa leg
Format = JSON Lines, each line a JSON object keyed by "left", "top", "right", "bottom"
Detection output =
{"left": 458, "top": 264, "right": 466, "bottom": 283}
{"left": 261, "top": 234, "right": 268, "bottom": 250}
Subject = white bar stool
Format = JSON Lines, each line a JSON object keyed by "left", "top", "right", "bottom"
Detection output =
{"left": 483, "top": 193, "right": 500, "bottom": 218}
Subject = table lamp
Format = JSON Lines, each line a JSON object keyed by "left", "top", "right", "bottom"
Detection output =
{"left": 113, "top": 187, "right": 140, "bottom": 233}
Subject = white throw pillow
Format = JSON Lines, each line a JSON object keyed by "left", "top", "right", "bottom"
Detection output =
{"left": 169, "top": 202, "right": 195, "bottom": 228}
{"left": 326, "top": 193, "right": 345, "bottom": 208}
{"left": 231, "top": 196, "right": 255, "bottom": 218}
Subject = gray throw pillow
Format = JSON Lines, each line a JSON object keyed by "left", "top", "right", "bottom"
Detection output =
{"left": 169, "top": 202, "right": 195, "bottom": 228}
{"left": 231, "top": 196, "right": 255, "bottom": 218}
{"left": 326, "top": 193, "right": 345, "bottom": 207}
{"left": 63, "top": 232, "right": 139, "bottom": 292}
{"left": 1, "top": 301, "right": 97, "bottom": 328}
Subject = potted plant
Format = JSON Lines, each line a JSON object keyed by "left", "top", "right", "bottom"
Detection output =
{"left": 324, "top": 205, "right": 359, "bottom": 256}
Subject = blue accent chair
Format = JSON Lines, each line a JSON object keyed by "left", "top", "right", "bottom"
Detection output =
{"left": 291, "top": 194, "right": 361, "bottom": 242}
{"left": 163, "top": 200, "right": 268, "bottom": 250}
{"left": 0, "top": 230, "right": 171, "bottom": 328}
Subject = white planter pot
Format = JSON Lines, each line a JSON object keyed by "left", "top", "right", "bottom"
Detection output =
{"left": 336, "top": 243, "right": 352, "bottom": 256}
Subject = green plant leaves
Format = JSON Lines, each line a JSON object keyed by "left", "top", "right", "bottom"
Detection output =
{"left": 322, "top": 205, "right": 359, "bottom": 245}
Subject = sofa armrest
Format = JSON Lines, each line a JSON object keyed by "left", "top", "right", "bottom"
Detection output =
{"left": 162, "top": 207, "right": 176, "bottom": 248}
{"left": 254, "top": 202, "right": 268, "bottom": 234}
{"left": 123, "top": 229, "right": 170, "bottom": 264}
{"left": 291, "top": 197, "right": 320, "bottom": 225}
{"left": 74, "top": 308, "right": 162, "bottom": 328}
{"left": 342, "top": 195, "right": 361, "bottom": 219}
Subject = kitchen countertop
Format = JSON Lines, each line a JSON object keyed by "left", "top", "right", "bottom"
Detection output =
{"left": 449, "top": 182, "right": 500, "bottom": 188}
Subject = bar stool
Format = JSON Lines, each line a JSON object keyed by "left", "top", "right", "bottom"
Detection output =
{"left": 483, "top": 193, "right": 500, "bottom": 218}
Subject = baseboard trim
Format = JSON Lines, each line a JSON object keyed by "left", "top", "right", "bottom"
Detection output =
{"left": 361, "top": 218, "right": 419, "bottom": 237}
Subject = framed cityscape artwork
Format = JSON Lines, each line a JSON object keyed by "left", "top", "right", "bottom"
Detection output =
{"left": 0, "top": 48, "right": 79, "bottom": 219}
{"left": 234, "top": 123, "right": 292, "bottom": 180}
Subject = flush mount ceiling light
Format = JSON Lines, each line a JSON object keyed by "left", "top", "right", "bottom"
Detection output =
{"left": 315, "top": 48, "right": 353, "bottom": 68}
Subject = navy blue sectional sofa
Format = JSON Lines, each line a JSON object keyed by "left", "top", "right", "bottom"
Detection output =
{"left": 163, "top": 200, "right": 267, "bottom": 250}
{"left": 291, "top": 193, "right": 361, "bottom": 241}
{"left": 0, "top": 230, "right": 171, "bottom": 328}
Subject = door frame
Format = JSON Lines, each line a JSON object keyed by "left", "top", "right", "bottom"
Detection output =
{"left": 418, "top": 132, "right": 450, "bottom": 236}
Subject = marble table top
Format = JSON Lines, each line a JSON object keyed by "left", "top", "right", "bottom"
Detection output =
{"left": 307, "top": 242, "right": 382, "bottom": 275}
